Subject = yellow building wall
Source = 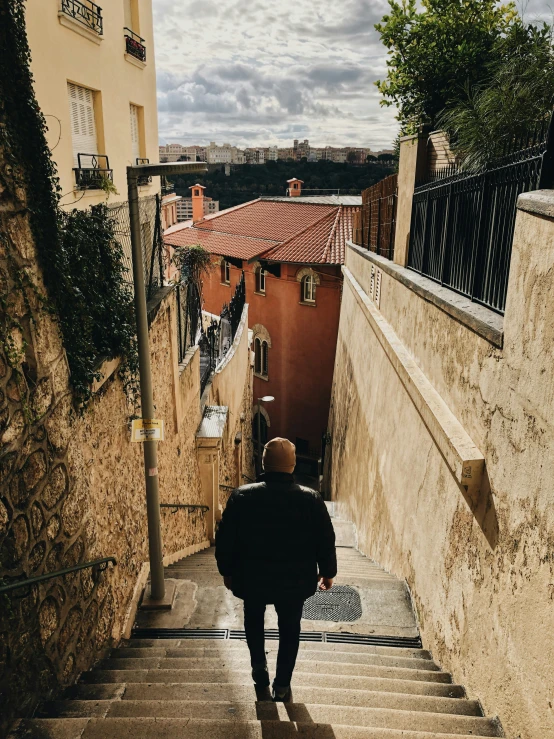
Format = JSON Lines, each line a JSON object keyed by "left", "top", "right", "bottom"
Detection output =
{"left": 25, "top": 0, "right": 160, "bottom": 208}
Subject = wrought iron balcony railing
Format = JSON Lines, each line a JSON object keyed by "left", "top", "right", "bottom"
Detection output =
{"left": 124, "top": 27, "right": 146, "bottom": 62}
{"left": 136, "top": 158, "right": 152, "bottom": 186}
{"left": 60, "top": 0, "right": 103, "bottom": 35}
{"left": 73, "top": 153, "right": 113, "bottom": 190}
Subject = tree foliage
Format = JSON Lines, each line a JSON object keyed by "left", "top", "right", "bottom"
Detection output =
{"left": 375, "top": 0, "right": 519, "bottom": 131}
{"left": 438, "top": 21, "right": 554, "bottom": 169}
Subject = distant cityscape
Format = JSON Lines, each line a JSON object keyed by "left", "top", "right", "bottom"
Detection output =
{"left": 159, "top": 138, "right": 395, "bottom": 166}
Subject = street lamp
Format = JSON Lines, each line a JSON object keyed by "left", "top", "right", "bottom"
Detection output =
{"left": 127, "top": 161, "right": 208, "bottom": 608}
{"left": 257, "top": 395, "right": 275, "bottom": 476}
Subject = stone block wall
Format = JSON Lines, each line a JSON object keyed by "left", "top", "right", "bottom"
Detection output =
{"left": 326, "top": 194, "right": 554, "bottom": 738}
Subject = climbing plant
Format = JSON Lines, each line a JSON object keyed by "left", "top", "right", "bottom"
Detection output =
{"left": 0, "top": 0, "right": 138, "bottom": 408}
{"left": 173, "top": 244, "right": 214, "bottom": 287}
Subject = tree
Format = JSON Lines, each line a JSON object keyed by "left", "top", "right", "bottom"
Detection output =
{"left": 375, "top": 0, "right": 518, "bottom": 132}
{"left": 438, "top": 21, "right": 554, "bottom": 169}
{"left": 347, "top": 150, "right": 358, "bottom": 164}
{"left": 366, "top": 154, "right": 377, "bottom": 162}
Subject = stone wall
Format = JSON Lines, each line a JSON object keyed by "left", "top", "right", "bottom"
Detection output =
{"left": 326, "top": 194, "right": 554, "bottom": 739}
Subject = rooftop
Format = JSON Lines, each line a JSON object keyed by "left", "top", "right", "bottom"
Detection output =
{"left": 164, "top": 195, "right": 360, "bottom": 265}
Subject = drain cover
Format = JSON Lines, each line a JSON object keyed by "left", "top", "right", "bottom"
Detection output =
{"left": 303, "top": 585, "right": 362, "bottom": 622}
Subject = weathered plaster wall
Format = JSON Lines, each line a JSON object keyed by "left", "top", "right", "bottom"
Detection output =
{"left": 327, "top": 200, "right": 554, "bottom": 738}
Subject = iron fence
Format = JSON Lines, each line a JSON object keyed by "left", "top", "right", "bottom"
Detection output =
{"left": 107, "top": 194, "right": 165, "bottom": 300}
{"left": 176, "top": 280, "right": 202, "bottom": 363}
{"left": 408, "top": 117, "right": 554, "bottom": 314}
{"left": 352, "top": 174, "right": 397, "bottom": 259}
{"left": 60, "top": 0, "right": 103, "bottom": 35}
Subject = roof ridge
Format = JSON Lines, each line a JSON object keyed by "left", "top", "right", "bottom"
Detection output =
{"left": 257, "top": 207, "right": 339, "bottom": 260}
{"left": 183, "top": 226, "right": 279, "bottom": 245}
{"left": 322, "top": 207, "right": 342, "bottom": 263}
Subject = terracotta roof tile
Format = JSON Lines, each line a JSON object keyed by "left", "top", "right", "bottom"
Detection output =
{"left": 164, "top": 227, "right": 278, "bottom": 261}
{"left": 163, "top": 199, "right": 359, "bottom": 265}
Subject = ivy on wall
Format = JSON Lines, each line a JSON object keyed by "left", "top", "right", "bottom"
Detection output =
{"left": 0, "top": 0, "right": 138, "bottom": 408}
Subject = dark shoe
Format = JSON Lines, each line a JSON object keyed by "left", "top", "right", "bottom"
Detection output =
{"left": 252, "top": 663, "right": 270, "bottom": 687}
{"left": 272, "top": 682, "right": 291, "bottom": 702}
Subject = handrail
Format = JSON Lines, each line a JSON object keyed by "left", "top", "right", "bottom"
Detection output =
{"left": 0, "top": 557, "right": 117, "bottom": 596}
{"left": 242, "top": 474, "right": 255, "bottom": 483}
{"left": 219, "top": 484, "right": 236, "bottom": 491}
{"left": 160, "top": 503, "right": 209, "bottom": 514}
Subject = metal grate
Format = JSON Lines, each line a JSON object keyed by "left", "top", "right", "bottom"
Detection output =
{"left": 302, "top": 585, "right": 362, "bottom": 623}
{"left": 129, "top": 627, "right": 422, "bottom": 648}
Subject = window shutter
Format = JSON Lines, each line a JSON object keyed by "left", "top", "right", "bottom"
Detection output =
{"left": 124, "top": 0, "right": 133, "bottom": 29}
{"left": 130, "top": 104, "right": 140, "bottom": 162}
{"left": 262, "top": 342, "right": 268, "bottom": 376}
{"left": 67, "top": 83, "right": 97, "bottom": 167}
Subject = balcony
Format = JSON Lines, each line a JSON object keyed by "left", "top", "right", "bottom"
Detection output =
{"left": 73, "top": 153, "right": 113, "bottom": 190}
{"left": 136, "top": 158, "right": 152, "bottom": 187}
{"left": 60, "top": 0, "right": 103, "bottom": 36}
{"left": 124, "top": 28, "right": 146, "bottom": 63}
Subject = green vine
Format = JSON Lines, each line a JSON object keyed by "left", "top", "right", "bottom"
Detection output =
{"left": 173, "top": 244, "right": 214, "bottom": 286}
{"left": 0, "top": 0, "right": 139, "bottom": 410}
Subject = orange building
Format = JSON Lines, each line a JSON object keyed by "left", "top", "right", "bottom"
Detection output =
{"left": 165, "top": 179, "right": 361, "bottom": 479}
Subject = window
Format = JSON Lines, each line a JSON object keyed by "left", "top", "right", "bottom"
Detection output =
{"left": 302, "top": 274, "right": 316, "bottom": 303}
{"left": 68, "top": 82, "right": 97, "bottom": 166}
{"left": 221, "top": 260, "right": 230, "bottom": 284}
{"left": 254, "top": 338, "right": 269, "bottom": 378}
{"left": 130, "top": 104, "right": 141, "bottom": 163}
{"left": 255, "top": 266, "right": 266, "bottom": 294}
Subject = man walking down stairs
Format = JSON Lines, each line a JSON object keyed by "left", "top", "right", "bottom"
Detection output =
{"left": 9, "top": 513, "right": 504, "bottom": 736}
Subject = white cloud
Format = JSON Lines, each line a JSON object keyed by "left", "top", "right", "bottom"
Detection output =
{"left": 152, "top": 0, "right": 553, "bottom": 149}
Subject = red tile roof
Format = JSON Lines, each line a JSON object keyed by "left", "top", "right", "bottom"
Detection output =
{"left": 164, "top": 197, "right": 360, "bottom": 265}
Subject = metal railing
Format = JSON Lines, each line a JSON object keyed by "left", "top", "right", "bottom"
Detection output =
{"left": 160, "top": 503, "right": 209, "bottom": 513}
{"left": 176, "top": 281, "right": 202, "bottom": 363}
{"left": 408, "top": 118, "right": 554, "bottom": 314}
{"left": 73, "top": 153, "right": 113, "bottom": 190}
{"left": 61, "top": 0, "right": 103, "bottom": 35}
{"left": 124, "top": 27, "right": 146, "bottom": 62}
{"left": 0, "top": 557, "right": 116, "bottom": 596}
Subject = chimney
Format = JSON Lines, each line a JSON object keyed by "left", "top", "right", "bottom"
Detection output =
{"left": 287, "top": 178, "right": 304, "bottom": 197}
{"left": 189, "top": 183, "right": 206, "bottom": 223}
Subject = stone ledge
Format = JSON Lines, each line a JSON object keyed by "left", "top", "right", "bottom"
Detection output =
{"left": 517, "top": 190, "right": 554, "bottom": 219}
{"left": 347, "top": 242, "right": 504, "bottom": 348}
{"left": 343, "top": 265, "right": 485, "bottom": 494}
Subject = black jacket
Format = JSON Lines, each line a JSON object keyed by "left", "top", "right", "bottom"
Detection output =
{"left": 215, "top": 472, "right": 337, "bottom": 603}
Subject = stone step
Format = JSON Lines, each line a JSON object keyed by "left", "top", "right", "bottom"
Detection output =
{"left": 125, "top": 640, "right": 436, "bottom": 665}
{"left": 108, "top": 651, "right": 437, "bottom": 672}
{"left": 78, "top": 677, "right": 480, "bottom": 715}
{"left": 39, "top": 699, "right": 502, "bottom": 735}
{"left": 117, "top": 644, "right": 433, "bottom": 660}
{"left": 10, "top": 716, "right": 502, "bottom": 738}
{"left": 94, "top": 664, "right": 461, "bottom": 697}
{"left": 108, "top": 656, "right": 446, "bottom": 683}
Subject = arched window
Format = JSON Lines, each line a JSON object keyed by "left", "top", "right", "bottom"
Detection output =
{"left": 221, "top": 259, "right": 230, "bottom": 284}
{"left": 302, "top": 274, "right": 316, "bottom": 303}
{"left": 254, "top": 337, "right": 269, "bottom": 378}
{"left": 255, "top": 265, "right": 266, "bottom": 294}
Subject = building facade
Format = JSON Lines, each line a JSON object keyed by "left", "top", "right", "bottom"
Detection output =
{"left": 26, "top": 0, "right": 160, "bottom": 209}
{"left": 165, "top": 180, "right": 361, "bottom": 479}
{"left": 175, "top": 195, "right": 220, "bottom": 222}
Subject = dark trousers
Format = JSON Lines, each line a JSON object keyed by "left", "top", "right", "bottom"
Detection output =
{"left": 243, "top": 599, "right": 305, "bottom": 687}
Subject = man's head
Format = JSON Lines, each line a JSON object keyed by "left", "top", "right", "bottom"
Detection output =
{"left": 262, "top": 437, "right": 296, "bottom": 474}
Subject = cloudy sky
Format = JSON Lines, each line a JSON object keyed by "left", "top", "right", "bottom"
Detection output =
{"left": 152, "top": 0, "right": 552, "bottom": 151}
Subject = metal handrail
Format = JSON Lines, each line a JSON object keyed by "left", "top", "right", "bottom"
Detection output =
{"left": 242, "top": 474, "right": 255, "bottom": 483}
{"left": 219, "top": 484, "right": 236, "bottom": 491}
{"left": 0, "top": 557, "right": 117, "bottom": 596}
{"left": 160, "top": 503, "right": 209, "bottom": 514}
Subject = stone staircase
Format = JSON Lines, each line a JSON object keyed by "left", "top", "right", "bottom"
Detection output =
{"left": 10, "top": 512, "right": 504, "bottom": 738}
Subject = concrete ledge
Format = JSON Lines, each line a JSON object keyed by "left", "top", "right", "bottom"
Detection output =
{"left": 215, "top": 303, "right": 248, "bottom": 374}
{"left": 517, "top": 190, "right": 554, "bottom": 219}
{"left": 347, "top": 242, "right": 504, "bottom": 348}
{"left": 343, "top": 266, "right": 485, "bottom": 493}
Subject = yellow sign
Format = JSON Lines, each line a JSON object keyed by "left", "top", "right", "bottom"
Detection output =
{"left": 131, "top": 418, "right": 165, "bottom": 442}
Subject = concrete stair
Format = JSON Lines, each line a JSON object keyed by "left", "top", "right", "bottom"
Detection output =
{"left": 10, "top": 638, "right": 502, "bottom": 738}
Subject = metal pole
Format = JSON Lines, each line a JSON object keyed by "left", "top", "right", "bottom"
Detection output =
{"left": 257, "top": 398, "right": 262, "bottom": 477}
{"left": 127, "top": 170, "right": 165, "bottom": 601}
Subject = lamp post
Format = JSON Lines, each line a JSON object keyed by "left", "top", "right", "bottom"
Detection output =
{"left": 257, "top": 395, "right": 275, "bottom": 476}
{"left": 127, "top": 161, "right": 207, "bottom": 606}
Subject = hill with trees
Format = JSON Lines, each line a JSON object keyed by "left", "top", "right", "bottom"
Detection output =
{"left": 170, "top": 159, "right": 396, "bottom": 210}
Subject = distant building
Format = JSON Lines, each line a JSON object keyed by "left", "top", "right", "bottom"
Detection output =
{"left": 265, "top": 146, "right": 279, "bottom": 161}
{"left": 244, "top": 148, "right": 265, "bottom": 165}
{"left": 176, "top": 195, "right": 220, "bottom": 222}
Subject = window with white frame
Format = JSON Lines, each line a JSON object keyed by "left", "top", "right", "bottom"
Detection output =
{"left": 221, "top": 260, "right": 230, "bottom": 284}
{"left": 302, "top": 274, "right": 317, "bottom": 303}
{"left": 255, "top": 265, "right": 266, "bottom": 294}
{"left": 67, "top": 82, "right": 98, "bottom": 166}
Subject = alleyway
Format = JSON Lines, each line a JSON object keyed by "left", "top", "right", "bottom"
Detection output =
{"left": 10, "top": 507, "right": 503, "bottom": 737}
